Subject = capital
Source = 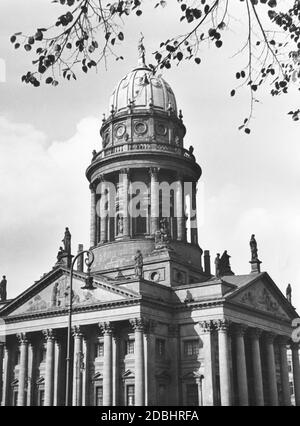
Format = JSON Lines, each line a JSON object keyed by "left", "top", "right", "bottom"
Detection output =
{"left": 130, "top": 317, "right": 148, "bottom": 332}
{"left": 199, "top": 320, "right": 215, "bottom": 333}
{"left": 72, "top": 325, "right": 83, "bottom": 338}
{"left": 16, "top": 332, "right": 28, "bottom": 345}
{"left": 248, "top": 327, "right": 263, "bottom": 340}
{"left": 99, "top": 322, "right": 114, "bottom": 335}
{"left": 149, "top": 167, "right": 160, "bottom": 179}
{"left": 215, "top": 319, "right": 230, "bottom": 332}
{"left": 290, "top": 341, "right": 300, "bottom": 351}
{"left": 263, "top": 332, "right": 276, "bottom": 344}
{"left": 232, "top": 323, "right": 248, "bottom": 337}
{"left": 42, "top": 329, "right": 56, "bottom": 342}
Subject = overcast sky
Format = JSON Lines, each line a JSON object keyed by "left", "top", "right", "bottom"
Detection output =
{"left": 0, "top": 0, "right": 299, "bottom": 314}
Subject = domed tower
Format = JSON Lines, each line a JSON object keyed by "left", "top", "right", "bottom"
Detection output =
{"left": 86, "top": 44, "right": 207, "bottom": 285}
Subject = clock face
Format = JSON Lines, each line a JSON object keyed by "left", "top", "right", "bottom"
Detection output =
{"left": 115, "top": 124, "right": 126, "bottom": 139}
{"left": 134, "top": 121, "right": 148, "bottom": 135}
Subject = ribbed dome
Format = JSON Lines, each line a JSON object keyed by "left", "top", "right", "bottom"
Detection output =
{"left": 109, "top": 66, "right": 177, "bottom": 115}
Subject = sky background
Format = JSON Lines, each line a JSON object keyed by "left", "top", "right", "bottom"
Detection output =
{"left": 0, "top": 0, "right": 299, "bottom": 313}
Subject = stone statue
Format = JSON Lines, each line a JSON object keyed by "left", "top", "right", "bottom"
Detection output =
{"left": 189, "top": 145, "right": 194, "bottom": 155}
{"left": 92, "top": 149, "right": 97, "bottom": 160}
{"left": 214, "top": 254, "right": 221, "bottom": 278}
{"left": 134, "top": 250, "right": 143, "bottom": 278}
{"left": 138, "top": 33, "right": 146, "bottom": 66}
{"left": 250, "top": 234, "right": 258, "bottom": 261}
{"left": 286, "top": 283, "right": 292, "bottom": 304}
{"left": 0, "top": 275, "right": 7, "bottom": 301}
{"left": 56, "top": 246, "right": 67, "bottom": 263}
{"left": 62, "top": 227, "right": 71, "bottom": 255}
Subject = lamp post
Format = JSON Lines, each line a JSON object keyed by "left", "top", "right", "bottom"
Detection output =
{"left": 65, "top": 250, "right": 95, "bottom": 406}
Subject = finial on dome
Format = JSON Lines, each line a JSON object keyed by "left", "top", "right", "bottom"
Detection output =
{"left": 138, "top": 33, "right": 146, "bottom": 67}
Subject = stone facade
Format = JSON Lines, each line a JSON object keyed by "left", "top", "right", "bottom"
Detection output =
{"left": 0, "top": 58, "right": 299, "bottom": 406}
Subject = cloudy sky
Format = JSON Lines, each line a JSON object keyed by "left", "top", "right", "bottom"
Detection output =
{"left": 0, "top": 0, "right": 299, "bottom": 313}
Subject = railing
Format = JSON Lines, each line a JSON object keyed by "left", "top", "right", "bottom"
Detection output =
{"left": 92, "top": 141, "right": 195, "bottom": 162}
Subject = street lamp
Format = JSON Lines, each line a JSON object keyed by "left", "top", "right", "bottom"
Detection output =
{"left": 65, "top": 250, "right": 95, "bottom": 406}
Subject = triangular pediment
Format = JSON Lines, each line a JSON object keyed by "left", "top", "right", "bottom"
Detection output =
{"left": 2, "top": 267, "right": 139, "bottom": 318}
{"left": 226, "top": 273, "right": 296, "bottom": 321}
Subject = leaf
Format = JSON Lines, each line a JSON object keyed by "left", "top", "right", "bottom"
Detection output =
{"left": 195, "top": 57, "right": 201, "bottom": 64}
{"left": 230, "top": 90, "right": 236, "bottom": 97}
{"left": 45, "top": 77, "right": 53, "bottom": 84}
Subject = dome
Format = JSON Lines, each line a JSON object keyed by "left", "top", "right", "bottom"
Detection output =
{"left": 109, "top": 66, "right": 178, "bottom": 115}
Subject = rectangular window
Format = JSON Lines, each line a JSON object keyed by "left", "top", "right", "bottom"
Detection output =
{"left": 125, "top": 339, "right": 135, "bottom": 355}
{"left": 126, "top": 384, "right": 135, "bottom": 406}
{"left": 290, "top": 381, "right": 294, "bottom": 396}
{"left": 95, "top": 342, "right": 104, "bottom": 358}
{"left": 156, "top": 339, "right": 166, "bottom": 358}
{"left": 95, "top": 386, "right": 103, "bottom": 406}
{"left": 38, "top": 389, "right": 45, "bottom": 406}
{"left": 186, "top": 384, "right": 199, "bottom": 406}
{"left": 184, "top": 339, "right": 199, "bottom": 357}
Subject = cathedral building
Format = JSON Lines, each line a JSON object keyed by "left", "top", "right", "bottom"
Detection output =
{"left": 0, "top": 50, "right": 299, "bottom": 407}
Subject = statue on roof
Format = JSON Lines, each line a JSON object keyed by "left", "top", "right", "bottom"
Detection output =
{"left": 138, "top": 33, "right": 146, "bottom": 66}
{"left": 214, "top": 253, "right": 221, "bottom": 278}
{"left": 62, "top": 227, "right": 71, "bottom": 256}
{"left": 286, "top": 283, "right": 292, "bottom": 304}
{"left": 250, "top": 234, "right": 258, "bottom": 261}
{"left": 0, "top": 275, "right": 7, "bottom": 301}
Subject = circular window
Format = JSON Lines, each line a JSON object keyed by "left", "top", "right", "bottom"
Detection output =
{"left": 150, "top": 272, "right": 160, "bottom": 282}
{"left": 134, "top": 122, "right": 148, "bottom": 135}
{"left": 156, "top": 123, "right": 167, "bottom": 136}
{"left": 115, "top": 124, "right": 126, "bottom": 139}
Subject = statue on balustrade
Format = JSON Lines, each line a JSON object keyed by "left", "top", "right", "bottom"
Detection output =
{"left": 134, "top": 250, "right": 144, "bottom": 278}
{"left": 215, "top": 251, "right": 234, "bottom": 277}
{"left": 0, "top": 275, "right": 7, "bottom": 301}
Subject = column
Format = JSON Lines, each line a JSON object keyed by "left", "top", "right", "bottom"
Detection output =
{"left": 0, "top": 343, "right": 4, "bottom": 405}
{"left": 264, "top": 333, "right": 278, "bottom": 406}
{"left": 291, "top": 342, "right": 300, "bottom": 406}
{"left": 26, "top": 341, "right": 35, "bottom": 406}
{"left": 130, "top": 318, "right": 146, "bottom": 406}
{"left": 90, "top": 183, "right": 97, "bottom": 247}
{"left": 120, "top": 169, "right": 130, "bottom": 238}
{"left": 199, "top": 320, "right": 216, "bottom": 406}
{"left": 190, "top": 181, "right": 198, "bottom": 245}
{"left": 149, "top": 168, "right": 159, "bottom": 235}
{"left": 72, "top": 326, "right": 83, "bottom": 406}
{"left": 175, "top": 176, "right": 184, "bottom": 241}
{"left": 216, "top": 320, "right": 232, "bottom": 406}
{"left": 277, "top": 336, "right": 290, "bottom": 406}
{"left": 17, "top": 333, "right": 28, "bottom": 406}
{"left": 1, "top": 344, "right": 11, "bottom": 406}
{"left": 233, "top": 324, "right": 249, "bottom": 406}
{"left": 82, "top": 336, "right": 89, "bottom": 406}
{"left": 43, "top": 329, "right": 55, "bottom": 406}
{"left": 100, "top": 322, "right": 113, "bottom": 406}
{"left": 249, "top": 328, "right": 264, "bottom": 406}
{"left": 53, "top": 339, "right": 62, "bottom": 406}
{"left": 112, "top": 334, "right": 119, "bottom": 405}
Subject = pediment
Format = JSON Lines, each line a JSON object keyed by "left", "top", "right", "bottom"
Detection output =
{"left": 4, "top": 268, "right": 139, "bottom": 317}
{"left": 227, "top": 274, "right": 294, "bottom": 320}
